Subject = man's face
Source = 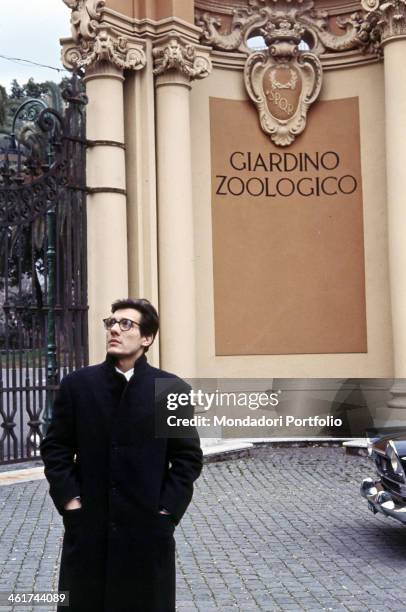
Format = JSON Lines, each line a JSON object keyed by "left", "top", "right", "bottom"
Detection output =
{"left": 106, "top": 308, "right": 153, "bottom": 362}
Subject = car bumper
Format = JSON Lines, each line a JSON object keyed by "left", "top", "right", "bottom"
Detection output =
{"left": 361, "top": 478, "right": 406, "bottom": 524}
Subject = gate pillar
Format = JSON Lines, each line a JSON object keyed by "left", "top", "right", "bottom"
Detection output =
{"left": 153, "top": 35, "right": 211, "bottom": 377}
{"left": 363, "top": 0, "right": 406, "bottom": 413}
{"left": 61, "top": 15, "right": 146, "bottom": 362}
{"left": 83, "top": 62, "right": 130, "bottom": 364}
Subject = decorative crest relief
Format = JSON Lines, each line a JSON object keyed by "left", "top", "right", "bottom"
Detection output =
{"left": 196, "top": 0, "right": 374, "bottom": 56}
{"left": 244, "top": 16, "right": 322, "bottom": 146}
{"left": 153, "top": 36, "right": 211, "bottom": 80}
{"left": 196, "top": 0, "right": 376, "bottom": 145}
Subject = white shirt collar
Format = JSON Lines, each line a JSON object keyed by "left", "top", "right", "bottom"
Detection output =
{"left": 115, "top": 367, "right": 134, "bottom": 381}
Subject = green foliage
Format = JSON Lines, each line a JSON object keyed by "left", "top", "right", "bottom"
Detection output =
{"left": 23, "top": 78, "right": 49, "bottom": 99}
{"left": 10, "top": 79, "right": 23, "bottom": 99}
{"left": 0, "top": 77, "right": 69, "bottom": 133}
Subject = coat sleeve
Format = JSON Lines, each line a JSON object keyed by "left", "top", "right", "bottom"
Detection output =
{"left": 40, "top": 377, "right": 81, "bottom": 514}
{"left": 158, "top": 381, "right": 203, "bottom": 524}
{"left": 159, "top": 433, "right": 203, "bottom": 525}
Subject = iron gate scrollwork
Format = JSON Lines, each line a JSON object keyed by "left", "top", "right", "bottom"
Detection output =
{"left": 0, "top": 74, "right": 88, "bottom": 463}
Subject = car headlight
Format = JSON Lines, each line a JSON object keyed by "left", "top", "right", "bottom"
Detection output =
{"left": 388, "top": 443, "right": 404, "bottom": 476}
{"left": 391, "top": 451, "right": 403, "bottom": 474}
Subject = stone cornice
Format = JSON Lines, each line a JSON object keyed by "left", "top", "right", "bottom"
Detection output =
{"left": 361, "top": 0, "right": 406, "bottom": 43}
{"left": 153, "top": 34, "right": 212, "bottom": 80}
{"left": 207, "top": 46, "right": 379, "bottom": 71}
{"left": 100, "top": 9, "right": 204, "bottom": 43}
{"left": 63, "top": 3, "right": 205, "bottom": 44}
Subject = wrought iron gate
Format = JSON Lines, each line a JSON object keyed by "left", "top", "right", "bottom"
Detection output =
{"left": 0, "top": 75, "right": 88, "bottom": 463}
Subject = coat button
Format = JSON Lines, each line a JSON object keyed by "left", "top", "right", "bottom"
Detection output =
{"left": 110, "top": 522, "right": 117, "bottom": 531}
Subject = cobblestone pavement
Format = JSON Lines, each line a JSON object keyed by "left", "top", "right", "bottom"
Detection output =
{"left": 1, "top": 445, "right": 406, "bottom": 611}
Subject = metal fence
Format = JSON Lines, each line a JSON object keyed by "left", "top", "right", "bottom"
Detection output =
{"left": 0, "top": 74, "right": 88, "bottom": 463}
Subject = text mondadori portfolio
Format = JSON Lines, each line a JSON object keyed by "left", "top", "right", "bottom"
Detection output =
{"left": 167, "top": 415, "right": 343, "bottom": 428}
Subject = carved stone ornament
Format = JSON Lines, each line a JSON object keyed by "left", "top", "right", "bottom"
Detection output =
{"left": 244, "top": 18, "right": 322, "bottom": 146}
{"left": 196, "top": 0, "right": 374, "bottom": 56}
{"left": 153, "top": 36, "right": 211, "bottom": 80}
{"left": 361, "top": 0, "right": 406, "bottom": 42}
{"left": 62, "top": 29, "right": 146, "bottom": 71}
{"left": 61, "top": 0, "right": 146, "bottom": 71}
{"left": 62, "top": 0, "right": 105, "bottom": 43}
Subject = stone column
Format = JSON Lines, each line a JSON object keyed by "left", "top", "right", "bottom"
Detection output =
{"left": 363, "top": 0, "right": 406, "bottom": 414}
{"left": 384, "top": 31, "right": 406, "bottom": 410}
{"left": 153, "top": 35, "right": 211, "bottom": 377}
{"left": 83, "top": 62, "right": 129, "bottom": 363}
{"left": 61, "top": 2, "right": 146, "bottom": 363}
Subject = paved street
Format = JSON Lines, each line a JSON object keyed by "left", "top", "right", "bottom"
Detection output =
{"left": 0, "top": 445, "right": 406, "bottom": 611}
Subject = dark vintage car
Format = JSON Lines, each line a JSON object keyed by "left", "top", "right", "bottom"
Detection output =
{"left": 361, "top": 431, "right": 406, "bottom": 524}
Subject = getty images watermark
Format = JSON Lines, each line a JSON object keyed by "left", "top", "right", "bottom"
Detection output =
{"left": 164, "top": 388, "right": 341, "bottom": 428}
{"left": 154, "top": 379, "right": 350, "bottom": 438}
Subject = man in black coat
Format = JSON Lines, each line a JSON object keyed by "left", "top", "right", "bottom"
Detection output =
{"left": 40, "top": 298, "right": 203, "bottom": 612}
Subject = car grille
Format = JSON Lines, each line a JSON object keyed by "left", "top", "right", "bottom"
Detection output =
{"left": 382, "top": 476, "right": 402, "bottom": 495}
{"left": 374, "top": 453, "right": 405, "bottom": 484}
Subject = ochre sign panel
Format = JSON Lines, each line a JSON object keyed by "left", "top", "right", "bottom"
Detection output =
{"left": 210, "top": 97, "right": 367, "bottom": 356}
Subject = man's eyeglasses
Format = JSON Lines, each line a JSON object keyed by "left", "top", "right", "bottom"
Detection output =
{"left": 103, "top": 317, "right": 140, "bottom": 332}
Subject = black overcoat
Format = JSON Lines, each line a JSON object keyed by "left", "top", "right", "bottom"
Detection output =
{"left": 40, "top": 354, "right": 203, "bottom": 612}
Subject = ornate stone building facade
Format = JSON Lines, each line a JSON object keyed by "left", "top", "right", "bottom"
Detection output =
{"left": 60, "top": 0, "right": 406, "bottom": 424}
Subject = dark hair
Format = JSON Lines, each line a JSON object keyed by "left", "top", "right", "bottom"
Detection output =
{"left": 111, "top": 298, "right": 159, "bottom": 352}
